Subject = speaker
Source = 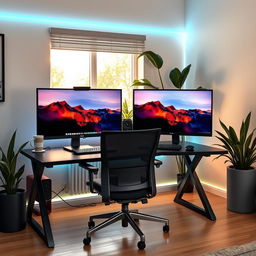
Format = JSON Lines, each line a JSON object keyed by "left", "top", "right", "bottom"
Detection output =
{"left": 122, "top": 119, "right": 133, "bottom": 130}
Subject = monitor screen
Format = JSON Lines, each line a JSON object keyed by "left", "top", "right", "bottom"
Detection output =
{"left": 133, "top": 89, "right": 213, "bottom": 136}
{"left": 37, "top": 88, "right": 122, "bottom": 139}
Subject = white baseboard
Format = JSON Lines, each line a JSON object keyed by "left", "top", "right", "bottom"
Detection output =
{"left": 52, "top": 194, "right": 102, "bottom": 209}
{"left": 51, "top": 182, "right": 226, "bottom": 208}
{"left": 202, "top": 182, "right": 227, "bottom": 198}
{"left": 51, "top": 183, "right": 177, "bottom": 208}
{"left": 156, "top": 183, "right": 177, "bottom": 193}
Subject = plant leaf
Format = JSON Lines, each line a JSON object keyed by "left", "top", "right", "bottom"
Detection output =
{"left": 169, "top": 68, "right": 182, "bottom": 88}
{"left": 7, "top": 130, "right": 16, "bottom": 163}
{"left": 180, "top": 64, "right": 191, "bottom": 87}
{"left": 138, "top": 51, "right": 163, "bottom": 69}
{"left": 131, "top": 79, "right": 159, "bottom": 89}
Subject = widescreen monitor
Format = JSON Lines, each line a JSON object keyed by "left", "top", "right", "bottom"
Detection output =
{"left": 133, "top": 89, "right": 213, "bottom": 148}
{"left": 37, "top": 88, "right": 122, "bottom": 149}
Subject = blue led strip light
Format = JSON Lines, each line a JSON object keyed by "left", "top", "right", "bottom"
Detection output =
{"left": 0, "top": 12, "right": 186, "bottom": 37}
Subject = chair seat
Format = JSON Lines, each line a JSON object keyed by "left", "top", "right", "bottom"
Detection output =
{"left": 89, "top": 181, "right": 151, "bottom": 201}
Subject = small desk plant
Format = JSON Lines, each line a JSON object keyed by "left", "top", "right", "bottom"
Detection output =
{"left": 0, "top": 131, "right": 28, "bottom": 232}
{"left": 215, "top": 112, "right": 256, "bottom": 213}
{"left": 132, "top": 51, "right": 193, "bottom": 192}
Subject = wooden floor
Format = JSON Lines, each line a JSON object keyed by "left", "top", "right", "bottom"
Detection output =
{"left": 1, "top": 191, "right": 256, "bottom": 256}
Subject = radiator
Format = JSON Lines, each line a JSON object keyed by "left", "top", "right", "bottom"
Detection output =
{"left": 68, "top": 162, "right": 101, "bottom": 195}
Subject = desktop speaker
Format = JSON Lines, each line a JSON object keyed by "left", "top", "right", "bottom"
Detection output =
{"left": 122, "top": 119, "right": 133, "bottom": 130}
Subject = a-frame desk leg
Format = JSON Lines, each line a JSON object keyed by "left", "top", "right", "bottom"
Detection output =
{"left": 27, "top": 161, "right": 54, "bottom": 248}
{"left": 174, "top": 154, "right": 216, "bottom": 221}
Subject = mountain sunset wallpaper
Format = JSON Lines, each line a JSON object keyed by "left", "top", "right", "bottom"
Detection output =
{"left": 37, "top": 89, "right": 122, "bottom": 137}
{"left": 133, "top": 90, "right": 212, "bottom": 135}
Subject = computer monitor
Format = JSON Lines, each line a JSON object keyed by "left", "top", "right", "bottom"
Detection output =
{"left": 133, "top": 89, "right": 213, "bottom": 149}
{"left": 37, "top": 88, "right": 122, "bottom": 150}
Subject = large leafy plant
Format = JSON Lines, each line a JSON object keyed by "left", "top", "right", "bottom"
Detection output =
{"left": 0, "top": 131, "right": 28, "bottom": 194}
{"left": 132, "top": 50, "right": 191, "bottom": 90}
{"left": 132, "top": 51, "right": 192, "bottom": 174}
{"left": 215, "top": 112, "right": 256, "bottom": 169}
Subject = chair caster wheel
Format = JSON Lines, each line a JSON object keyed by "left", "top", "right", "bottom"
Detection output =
{"left": 83, "top": 237, "right": 91, "bottom": 245}
{"left": 88, "top": 220, "right": 95, "bottom": 228}
{"left": 163, "top": 224, "right": 169, "bottom": 233}
{"left": 122, "top": 219, "right": 128, "bottom": 227}
{"left": 137, "top": 241, "right": 146, "bottom": 250}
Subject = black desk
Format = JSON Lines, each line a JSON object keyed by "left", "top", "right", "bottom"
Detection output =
{"left": 21, "top": 148, "right": 101, "bottom": 248}
{"left": 21, "top": 142, "right": 226, "bottom": 248}
{"left": 157, "top": 142, "right": 227, "bottom": 222}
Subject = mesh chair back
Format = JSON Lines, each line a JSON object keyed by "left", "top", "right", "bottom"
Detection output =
{"left": 100, "top": 128, "right": 161, "bottom": 202}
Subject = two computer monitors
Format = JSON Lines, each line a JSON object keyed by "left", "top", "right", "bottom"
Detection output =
{"left": 36, "top": 88, "right": 213, "bottom": 140}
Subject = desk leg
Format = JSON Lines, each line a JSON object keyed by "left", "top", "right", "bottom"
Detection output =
{"left": 27, "top": 161, "right": 54, "bottom": 248}
{"left": 174, "top": 155, "right": 216, "bottom": 221}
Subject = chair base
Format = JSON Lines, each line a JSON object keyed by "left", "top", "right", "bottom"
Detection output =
{"left": 84, "top": 203, "right": 169, "bottom": 250}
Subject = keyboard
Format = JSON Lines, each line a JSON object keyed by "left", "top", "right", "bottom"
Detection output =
{"left": 63, "top": 145, "right": 101, "bottom": 155}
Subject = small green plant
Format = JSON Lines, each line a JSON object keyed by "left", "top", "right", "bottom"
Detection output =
{"left": 0, "top": 131, "right": 28, "bottom": 194}
{"left": 215, "top": 112, "right": 256, "bottom": 169}
{"left": 122, "top": 99, "right": 133, "bottom": 119}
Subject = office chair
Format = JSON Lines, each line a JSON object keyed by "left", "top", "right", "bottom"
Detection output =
{"left": 80, "top": 128, "right": 169, "bottom": 250}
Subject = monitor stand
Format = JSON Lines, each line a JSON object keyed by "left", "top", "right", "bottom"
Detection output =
{"left": 63, "top": 137, "right": 93, "bottom": 153}
{"left": 158, "top": 134, "right": 182, "bottom": 151}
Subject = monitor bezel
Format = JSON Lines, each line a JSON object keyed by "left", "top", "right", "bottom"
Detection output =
{"left": 36, "top": 88, "right": 123, "bottom": 140}
{"left": 133, "top": 89, "right": 213, "bottom": 137}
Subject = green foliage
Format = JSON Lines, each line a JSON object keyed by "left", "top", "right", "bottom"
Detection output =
{"left": 137, "top": 51, "right": 164, "bottom": 89}
{"left": 0, "top": 131, "right": 28, "bottom": 194}
{"left": 169, "top": 64, "right": 191, "bottom": 89}
{"left": 131, "top": 79, "right": 159, "bottom": 89}
{"left": 215, "top": 112, "right": 256, "bottom": 170}
{"left": 138, "top": 51, "right": 163, "bottom": 69}
{"left": 176, "top": 156, "right": 186, "bottom": 174}
{"left": 134, "top": 50, "right": 191, "bottom": 90}
{"left": 51, "top": 67, "right": 65, "bottom": 88}
{"left": 122, "top": 99, "right": 133, "bottom": 119}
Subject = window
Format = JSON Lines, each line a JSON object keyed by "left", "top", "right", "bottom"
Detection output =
{"left": 50, "top": 28, "right": 145, "bottom": 109}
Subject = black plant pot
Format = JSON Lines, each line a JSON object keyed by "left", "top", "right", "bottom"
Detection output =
{"left": 227, "top": 167, "right": 256, "bottom": 213}
{"left": 0, "top": 189, "right": 26, "bottom": 232}
{"left": 122, "top": 119, "right": 133, "bottom": 131}
{"left": 177, "top": 173, "right": 194, "bottom": 193}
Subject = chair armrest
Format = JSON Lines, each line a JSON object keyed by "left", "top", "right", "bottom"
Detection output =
{"left": 79, "top": 162, "right": 99, "bottom": 174}
{"left": 154, "top": 159, "right": 163, "bottom": 168}
{"left": 79, "top": 162, "right": 99, "bottom": 193}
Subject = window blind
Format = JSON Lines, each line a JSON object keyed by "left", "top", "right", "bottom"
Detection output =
{"left": 49, "top": 28, "right": 146, "bottom": 54}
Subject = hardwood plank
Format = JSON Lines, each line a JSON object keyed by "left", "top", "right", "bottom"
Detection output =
{"left": 0, "top": 191, "right": 255, "bottom": 256}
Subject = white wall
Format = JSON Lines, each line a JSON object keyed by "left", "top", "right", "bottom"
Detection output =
{"left": 185, "top": 0, "right": 256, "bottom": 189}
{"left": 0, "top": 0, "right": 185, "bottom": 191}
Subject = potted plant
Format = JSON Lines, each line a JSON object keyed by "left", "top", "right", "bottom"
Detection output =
{"left": 132, "top": 51, "right": 193, "bottom": 191}
{"left": 215, "top": 112, "right": 256, "bottom": 213}
{"left": 176, "top": 156, "right": 194, "bottom": 192}
{"left": 122, "top": 99, "right": 133, "bottom": 130}
{"left": 0, "top": 131, "right": 28, "bottom": 232}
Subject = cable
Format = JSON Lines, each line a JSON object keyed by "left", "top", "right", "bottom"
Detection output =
{"left": 51, "top": 188, "right": 97, "bottom": 208}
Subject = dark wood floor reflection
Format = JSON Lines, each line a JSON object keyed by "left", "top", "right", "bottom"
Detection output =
{"left": 1, "top": 191, "right": 256, "bottom": 256}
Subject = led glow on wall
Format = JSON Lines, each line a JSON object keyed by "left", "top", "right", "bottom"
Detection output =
{"left": 0, "top": 11, "right": 186, "bottom": 37}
